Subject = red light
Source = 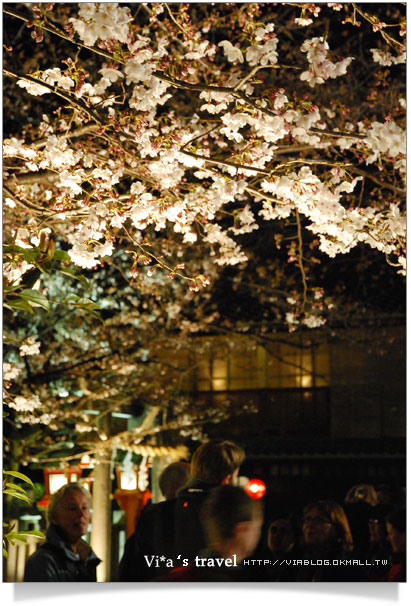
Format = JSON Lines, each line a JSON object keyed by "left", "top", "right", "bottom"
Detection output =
{"left": 244, "top": 479, "right": 266, "bottom": 499}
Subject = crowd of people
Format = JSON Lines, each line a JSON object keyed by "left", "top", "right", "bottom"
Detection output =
{"left": 23, "top": 439, "right": 406, "bottom": 583}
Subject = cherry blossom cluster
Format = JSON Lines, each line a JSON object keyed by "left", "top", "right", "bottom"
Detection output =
{"left": 3, "top": 1, "right": 406, "bottom": 326}
{"left": 300, "top": 37, "right": 354, "bottom": 87}
{"left": 370, "top": 48, "right": 406, "bottom": 67}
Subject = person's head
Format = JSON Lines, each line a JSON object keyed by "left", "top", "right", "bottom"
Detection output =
{"left": 201, "top": 485, "right": 263, "bottom": 561}
{"left": 159, "top": 461, "right": 190, "bottom": 500}
{"left": 48, "top": 482, "right": 91, "bottom": 547}
{"left": 386, "top": 508, "right": 406, "bottom": 554}
{"left": 267, "top": 517, "right": 295, "bottom": 555}
{"left": 344, "top": 484, "right": 378, "bottom": 506}
{"left": 303, "top": 500, "right": 353, "bottom": 552}
{"left": 190, "top": 440, "right": 245, "bottom": 485}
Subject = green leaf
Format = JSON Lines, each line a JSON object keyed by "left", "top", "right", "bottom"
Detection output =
{"left": 3, "top": 490, "right": 32, "bottom": 504}
{"left": 13, "top": 530, "right": 45, "bottom": 539}
{"left": 3, "top": 547, "right": 8, "bottom": 558}
{"left": 77, "top": 298, "right": 100, "bottom": 309}
{"left": 53, "top": 250, "right": 70, "bottom": 261}
{"left": 20, "top": 289, "right": 50, "bottom": 311}
{"left": 3, "top": 244, "right": 34, "bottom": 255}
{"left": 3, "top": 471, "right": 35, "bottom": 487}
{"left": 64, "top": 294, "right": 81, "bottom": 303}
{"left": 5, "top": 482, "right": 27, "bottom": 494}
{"left": 22, "top": 249, "right": 40, "bottom": 264}
{"left": 3, "top": 284, "right": 21, "bottom": 293}
{"left": 6, "top": 532, "right": 28, "bottom": 543}
{"left": 58, "top": 268, "right": 90, "bottom": 288}
{"left": 4, "top": 299, "right": 34, "bottom": 313}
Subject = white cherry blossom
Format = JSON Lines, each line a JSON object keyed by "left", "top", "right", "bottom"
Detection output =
{"left": 19, "top": 337, "right": 41, "bottom": 357}
{"left": 218, "top": 40, "right": 244, "bottom": 63}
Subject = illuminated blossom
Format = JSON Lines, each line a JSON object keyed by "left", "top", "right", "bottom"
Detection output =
{"left": 300, "top": 37, "right": 353, "bottom": 87}
{"left": 69, "top": 2, "right": 132, "bottom": 46}
{"left": 3, "top": 363, "right": 22, "bottom": 382}
{"left": 218, "top": 40, "right": 244, "bottom": 63}
{"left": 370, "top": 48, "right": 406, "bottom": 66}
{"left": 19, "top": 337, "right": 41, "bottom": 357}
{"left": 8, "top": 394, "right": 42, "bottom": 412}
{"left": 16, "top": 79, "right": 50, "bottom": 96}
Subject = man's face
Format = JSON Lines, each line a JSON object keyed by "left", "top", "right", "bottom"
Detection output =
{"left": 51, "top": 489, "right": 90, "bottom": 545}
{"left": 268, "top": 519, "right": 294, "bottom": 554}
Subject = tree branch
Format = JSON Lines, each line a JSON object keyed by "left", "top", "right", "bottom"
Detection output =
{"left": 3, "top": 68, "right": 103, "bottom": 124}
{"left": 180, "top": 149, "right": 271, "bottom": 175}
{"left": 296, "top": 210, "right": 308, "bottom": 315}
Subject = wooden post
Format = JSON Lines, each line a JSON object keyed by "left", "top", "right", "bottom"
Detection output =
{"left": 90, "top": 452, "right": 112, "bottom": 582}
{"left": 151, "top": 455, "right": 173, "bottom": 503}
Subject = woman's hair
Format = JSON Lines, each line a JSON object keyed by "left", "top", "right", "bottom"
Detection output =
{"left": 304, "top": 500, "right": 354, "bottom": 552}
{"left": 190, "top": 440, "right": 245, "bottom": 485}
{"left": 47, "top": 482, "right": 92, "bottom": 524}
{"left": 344, "top": 484, "right": 378, "bottom": 506}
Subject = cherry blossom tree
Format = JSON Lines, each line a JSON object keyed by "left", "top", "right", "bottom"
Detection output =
{"left": 3, "top": 2, "right": 406, "bottom": 468}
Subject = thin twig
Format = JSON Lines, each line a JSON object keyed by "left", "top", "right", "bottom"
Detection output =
{"left": 180, "top": 149, "right": 271, "bottom": 175}
{"left": 3, "top": 68, "right": 103, "bottom": 124}
{"left": 122, "top": 225, "right": 193, "bottom": 283}
{"left": 295, "top": 210, "right": 308, "bottom": 315}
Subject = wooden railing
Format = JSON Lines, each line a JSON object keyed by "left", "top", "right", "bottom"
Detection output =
{"left": 4, "top": 520, "right": 44, "bottom": 582}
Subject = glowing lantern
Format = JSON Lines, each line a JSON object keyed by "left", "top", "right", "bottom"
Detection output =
{"left": 244, "top": 478, "right": 266, "bottom": 499}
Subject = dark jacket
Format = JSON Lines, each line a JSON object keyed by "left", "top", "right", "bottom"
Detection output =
{"left": 173, "top": 479, "right": 217, "bottom": 562}
{"left": 23, "top": 525, "right": 101, "bottom": 582}
{"left": 118, "top": 499, "right": 176, "bottom": 581}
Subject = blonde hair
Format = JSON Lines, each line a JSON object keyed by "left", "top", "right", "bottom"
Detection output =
{"left": 48, "top": 482, "right": 91, "bottom": 524}
{"left": 190, "top": 440, "right": 245, "bottom": 485}
{"left": 304, "top": 500, "right": 354, "bottom": 552}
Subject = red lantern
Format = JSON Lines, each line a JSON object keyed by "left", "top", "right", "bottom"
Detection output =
{"left": 244, "top": 478, "right": 266, "bottom": 499}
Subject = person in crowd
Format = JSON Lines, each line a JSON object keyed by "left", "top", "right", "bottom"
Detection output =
{"left": 173, "top": 439, "right": 246, "bottom": 562}
{"left": 264, "top": 516, "right": 298, "bottom": 580}
{"left": 383, "top": 508, "right": 406, "bottom": 581}
{"left": 343, "top": 483, "right": 378, "bottom": 557}
{"left": 290, "top": 499, "right": 365, "bottom": 581}
{"left": 162, "top": 484, "right": 263, "bottom": 581}
{"left": 24, "top": 482, "right": 100, "bottom": 582}
{"left": 344, "top": 483, "right": 379, "bottom": 507}
{"left": 118, "top": 461, "right": 190, "bottom": 581}
{"left": 267, "top": 517, "right": 296, "bottom": 558}
{"left": 159, "top": 461, "right": 191, "bottom": 501}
